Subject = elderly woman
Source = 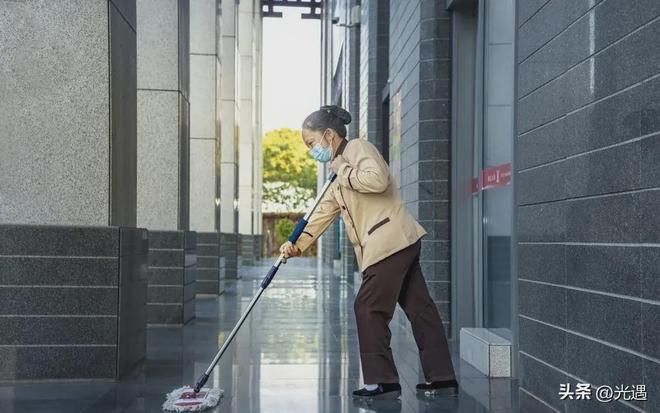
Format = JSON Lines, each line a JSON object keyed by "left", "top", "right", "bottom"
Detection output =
{"left": 280, "top": 105, "right": 458, "bottom": 399}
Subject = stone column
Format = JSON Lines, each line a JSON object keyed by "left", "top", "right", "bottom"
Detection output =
{"left": 0, "top": 0, "right": 137, "bottom": 226}
{"left": 147, "top": 231, "right": 197, "bottom": 325}
{"left": 196, "top": 232, "right": 222, "bottom": 295}
{"left": 137, "top": 0, "right": 197, "bottom": 325}
{"left": 252, "top": 4, "right": 264, "bottom": 260}
{"left": 190, "top": 0, "right": 222, "bottom": 233}
{"left": 136, "top": 0, "right": 190, "bottom": 231}
{"left": 237, "top": 0, "right": 255, "bottom": 265}
{"left": 189, "top": 0, "right": 225, "bottom": 294}
{"left": 0, "top": 1, "right": 147, "bottom": 381}
{"left": 341, "top": 0, "right": 361, "bottom": 281}
{"left": 414, "top": 0, "right": 452, "bottom": 334}
{"left": 221, "top": 232, "right": 239, "bottom": 279}
{"left": 220, "top": 0, "right": 239, "bottom": 277}
{"left": 220, "top": 0, "right": 239, "bottom": 234}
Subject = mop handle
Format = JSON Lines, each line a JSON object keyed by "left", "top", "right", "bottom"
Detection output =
{"left": 193, "top": 172, "right": 337, "bottom": 393}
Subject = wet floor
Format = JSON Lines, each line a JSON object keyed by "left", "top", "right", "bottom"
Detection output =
{"left": 0, "top": 258, "right": 519, "bottom": 412}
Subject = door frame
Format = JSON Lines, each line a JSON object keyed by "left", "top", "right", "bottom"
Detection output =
{"left": 449, "top": 0, "right": 479, "bottom": 340}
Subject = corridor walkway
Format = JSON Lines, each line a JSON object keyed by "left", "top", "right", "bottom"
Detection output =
{"left": 0, "top": 259, "right": 518, "bottom": 412}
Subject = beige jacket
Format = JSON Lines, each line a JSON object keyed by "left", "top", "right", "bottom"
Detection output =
{"left": 295, "top": 138, "right": 427, "bottom": 272}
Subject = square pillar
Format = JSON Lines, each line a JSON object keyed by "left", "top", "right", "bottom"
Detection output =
{"left": 136, "top": 0, "right": 190, "bottom": 231}
{"left": 196, "top": 232, "right": 223, "bottom": 295}
{"left": 0, "top": 0, "right": 137, "bottom": 227}
{"left": 221, "top": 232, "right": 239, "bottom": 279}
{"left": 220, "top": 0, "right": 239, "bottom": 235}
{"left": 147, "top": 231, "right": 197, "bottom": 325}
{"left": 190, "top": 0, "right": 222, "bottom": 232}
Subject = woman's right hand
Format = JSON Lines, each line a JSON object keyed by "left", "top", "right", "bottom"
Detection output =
{"left": 279, "top": 241, "right": 301, "bottom": 263}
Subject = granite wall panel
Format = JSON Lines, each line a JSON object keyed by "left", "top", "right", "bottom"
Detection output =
{"left": 516, "top": 1, "right": 660, "bottom": 409}
{"left": 0, "top": 225, "right": 147, "bottom": 380}
{"left": 147, "top": 230, "right": 196, "bottom": 325}
{"left": 197, "top": 232, "right": 221, "bottom": 295}
{"left": 136, "top": 0, "right": 190, "bottom": 231}
{"left": 240, "top": 233, "right": 255, "bottom": 266}
{"left": 221, "top": 232, "right": 238, "bottom": 279}
{"left": 0, "top": 1, "right": 111, "bottom": 226}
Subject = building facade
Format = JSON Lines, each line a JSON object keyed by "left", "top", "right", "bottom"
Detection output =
{"left": 1, "top": 0, "right": 658, "bottom": 409}
{"left": 321, "top": 0, "right": 660, "bottom": 411}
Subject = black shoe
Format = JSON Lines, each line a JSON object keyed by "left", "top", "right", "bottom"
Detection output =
{"left": 416, "top": 378, "right": 459, "bottom": 397}
{"left": 352, "top": 383, "right": 401, "bottom": 399}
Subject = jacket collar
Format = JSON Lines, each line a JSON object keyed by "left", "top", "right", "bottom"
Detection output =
{"left": 335, "top": 138, "right": 349, "bottom": 157}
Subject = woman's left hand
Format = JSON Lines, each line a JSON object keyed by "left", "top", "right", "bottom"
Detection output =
{"left": 331, "top": 154, "right": 347, "bottom": 174}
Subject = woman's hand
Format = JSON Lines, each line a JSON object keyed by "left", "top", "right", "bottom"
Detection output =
{"left": 330, "top": 154, "right": 348, "bottom": 174}
{"left": 279, "top": 241, "right": 301, "bottom": 263}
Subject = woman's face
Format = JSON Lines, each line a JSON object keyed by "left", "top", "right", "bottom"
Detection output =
{"left": 302, "top": 127, "right": 332, "bottom": 151}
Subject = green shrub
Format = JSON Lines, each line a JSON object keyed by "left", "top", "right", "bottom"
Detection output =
{"left": 275, "top": 218, "right": 295, "bottom": 246}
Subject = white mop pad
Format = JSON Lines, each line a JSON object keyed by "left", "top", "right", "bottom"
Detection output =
{"left": 162, "top": 386, "right": 223, "bottom": 412}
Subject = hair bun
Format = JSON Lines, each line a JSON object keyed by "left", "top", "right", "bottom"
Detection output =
{"left": 320, "top": 105, "right": 352, "bottom": 125}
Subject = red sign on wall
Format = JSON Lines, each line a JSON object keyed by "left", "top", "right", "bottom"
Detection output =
{"left": 471, "top": 162, "right": 512, "bottom": 195}
{"left": 481, "top": 163, "right": 512, "bottom": 190}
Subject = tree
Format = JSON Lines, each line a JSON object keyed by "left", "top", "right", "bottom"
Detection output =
{"left": 262, "top": 128, "right": 317, "bottom": 211}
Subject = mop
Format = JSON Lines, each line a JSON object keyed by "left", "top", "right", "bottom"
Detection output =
{"left": 162, "top": 387, "right": 223, "bottom": 412}
{"left": 163, "top": 172, "right": 338, "bottom": 412}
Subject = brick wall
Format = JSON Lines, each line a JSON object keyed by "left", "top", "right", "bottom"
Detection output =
{"left": 359, "top": 0, "right": 390, "bottom": 153}
{"left": 516, "top": 0, "right": 660, "bottom": 411}
{"left": 388, "top": 0, "right": 453, "bottom": 335}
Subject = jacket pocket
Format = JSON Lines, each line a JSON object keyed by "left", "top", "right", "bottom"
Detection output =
{"left": 367, "top": 217, "right": 390, "bottom": 235}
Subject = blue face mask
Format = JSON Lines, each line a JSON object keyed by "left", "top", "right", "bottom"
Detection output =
{"left": 310, "top": 131, "right": 333, "bottom": 163}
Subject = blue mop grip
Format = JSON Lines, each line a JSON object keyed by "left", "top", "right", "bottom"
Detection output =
{"left": 288, "top": 218, "right": 309, "bottom": 244}
{"left": 286, "top": 173, "right": 336, "bottom": 245}
{"left": 194, "top": 372, "right": 210, "bottom": 393}
{"left": 261, "top": 264, "right": 279, "bottom": 289}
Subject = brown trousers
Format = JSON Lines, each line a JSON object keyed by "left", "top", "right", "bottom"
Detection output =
{"left": 354, "top": 239, "right": 456, "bottom": 384}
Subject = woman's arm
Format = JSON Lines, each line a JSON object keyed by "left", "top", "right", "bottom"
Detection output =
{"left": 292, "top": 188, "right": 341, "bottom": 254}
{"left": 335, "top": 139, "right": 390, "bottom": 193}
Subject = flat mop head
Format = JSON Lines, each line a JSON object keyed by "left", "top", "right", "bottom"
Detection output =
{"left": 162, "top": 386, "right": 223, "bottom": 412}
